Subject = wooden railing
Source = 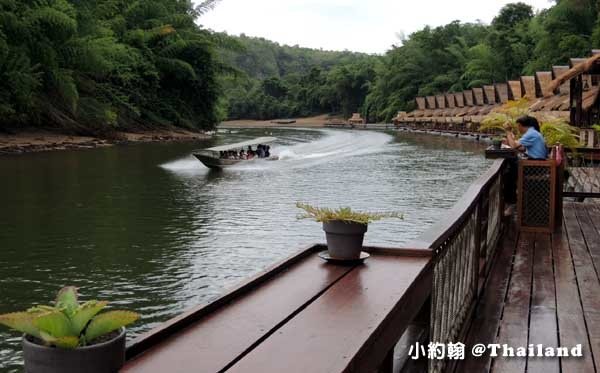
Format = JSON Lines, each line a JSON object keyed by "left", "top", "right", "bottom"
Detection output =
{"left": 411, "top": 159, "right": 506, "bottom": 373}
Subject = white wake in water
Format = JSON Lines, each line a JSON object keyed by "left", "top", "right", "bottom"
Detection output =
{"left": 160, "top": 129, "right": 394, "bottom": 173}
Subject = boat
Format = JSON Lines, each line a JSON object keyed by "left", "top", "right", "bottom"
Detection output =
{"left": 193, "top": 136, "right": 277, "bottom": 169}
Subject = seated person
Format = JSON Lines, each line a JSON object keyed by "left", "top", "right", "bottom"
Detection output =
{"left": 257, "top": 144, "right": 265, "bottom": 158}
{"left": 502, "top": 115, "right": 548, "bottom": 216}
{"left": 238, "top": 150, "right": 246, "bottom": 159}
{"left": 265, "top": 145, "right": 270, "bottom": 158}
{"left": 503, "top": 116, "right": 547, "bottom": 160}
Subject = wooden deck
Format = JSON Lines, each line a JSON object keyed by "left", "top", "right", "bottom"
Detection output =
{"left": 123, "top": 246, "right": 432, "bottom": 373}
{"left": 456, "top": 202, "right": 600, "bottom": 373}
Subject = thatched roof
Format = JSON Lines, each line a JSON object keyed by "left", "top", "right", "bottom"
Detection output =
{"left": 426, "top": 96, "right": 436, "bottom": 109}
{"left": 535, "top": 72, "right": 553, "bottom": 97}
{"left": 436, "top": 95, "right": 446, "bottom": 109}
{"left": 454, "top": 92, "right": 465, "bottom": 107}
{"left": 473, "top": 88, "right": 485, "bottom": 105}
{"left": 552, "top": 66, "right": 570, "bottom": 95}
{"left": 416, "top": 97, "right": 426, "bottom": 110}
{"left": 508, "top": 80, "right": 522, "bottom": 100}
{"left": 464, "top": 90, "right": 474, "bottom": 106}
{"left": 483, "top": 85, "right": 496, "bottom": 104}
{"left": 570, "top": 58, "right": 587, "bottom": 67}
{"left": 545, "top": 53, "right": 600, "bottom": 96}
{"left": 495, "top": 83, "right": 509, "bottom": 104}
{"left": 521, "top": 76, "right": 536, "bottom": 98}
{"left": 445, "top": 94, "right": 456, "bottom": 108}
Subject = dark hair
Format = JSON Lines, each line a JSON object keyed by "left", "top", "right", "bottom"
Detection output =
{"left": 516, "top": 115, "right": 540, "bottom": 132}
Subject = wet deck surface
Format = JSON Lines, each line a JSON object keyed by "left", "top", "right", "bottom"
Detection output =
{"left": 122, "top": 247, "right": 432, "bottom": 373}
{"left": 457, "top": 202, "right": 600, "bottom": 373}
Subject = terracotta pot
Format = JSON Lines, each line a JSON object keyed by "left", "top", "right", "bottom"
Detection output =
{"left": 22, "top": 328, "right": 126, "bottom": 373}
{"left": 322, "top": 221, "right": 368, "bottom": 260}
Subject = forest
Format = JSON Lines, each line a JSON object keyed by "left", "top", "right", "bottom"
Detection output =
{"left": 0, "top": 0, "right": 599, "bottom": 132}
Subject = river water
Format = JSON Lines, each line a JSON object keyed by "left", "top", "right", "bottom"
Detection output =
{"left": 0, "top": 128, "right": 490, "bottom": 370}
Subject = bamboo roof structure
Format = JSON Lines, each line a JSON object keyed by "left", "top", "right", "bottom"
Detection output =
{"left": 521, "top": 76, "right": 536, "bottom": 99}
{"left": 545, "top": 53, "right": 600, "bottom": 96}
{"left": 483, "top": 85, "right": 496, "bottom": 104}
{"left": 445, "top": 94, "right": 456, "bottom": 108}
{"left": 495, "top": 83, "right": 509, "bottom": 104}
{"left": 436, "top": 95, "right": 446, "bottom": 109}
{"left": 454, "top": 92, "right": 465, "bottom": 107}
{"left": 473, "top": 88, "right": 485, "bottom": 105}
{"left": 552, "top": 66, "right": 570, "bottom": 95}
{"left": 399, "top": 51, "right": 600, "bottom": 128}
{"left": 508, "top": 81, "right": 522, "bottom": 100}
{"left": 426, "top": 96, "right": 436, "bottom": 109}
{"left": 535, "top": 72, "right": 553, "bottom": 97}
{"left": 464, "top": 90, "right": 474, "bottom": 106}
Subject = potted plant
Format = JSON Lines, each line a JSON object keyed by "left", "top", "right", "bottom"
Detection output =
{"left": 491, "top": 137, "right": 503, "bottom": 149}
{"left": 296, "top": 202, "right": 402, "bottom": 260}
{"left": 0, "top": 286, "right": 139, "bottom": 373}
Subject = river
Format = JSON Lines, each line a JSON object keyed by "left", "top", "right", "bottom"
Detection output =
{"left": 0, "top": 128, "right": 490, "bottom": 371}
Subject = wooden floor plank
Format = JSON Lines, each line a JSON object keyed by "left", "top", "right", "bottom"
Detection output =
{"left": 563, "top": 204, "right": 600, "bottom": 371}
{"left": 527, "top": 233, "right": 559, "bottom": 373}
{"left": 574, "top": 205, "right": 600, "bottom": 283}
{"left": 491, "top": 232, "right": 535, "bottom": 373}
{"left": 455, "top": 220, "right": 518, "bottom": 373}
{"left": 553, "top": 220, "right": 595, "bottom": 373}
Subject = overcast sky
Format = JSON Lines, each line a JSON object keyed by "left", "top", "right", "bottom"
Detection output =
{"left": 198, "top": 0, "right": 552, "bottom": 54}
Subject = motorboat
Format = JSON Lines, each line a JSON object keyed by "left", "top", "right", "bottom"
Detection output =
{"left": 193, "top": 136, "right": 277, "bottom": 169}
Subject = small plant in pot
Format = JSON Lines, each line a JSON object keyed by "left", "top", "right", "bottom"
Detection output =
{"left": 491, "top": 137, "right": 504, "bottom": 150}
{"left": 296, "top": 202, "right": 403, "bottom": 260}
{"left": 0, "top": 286, "right": 139, "bottom": 373}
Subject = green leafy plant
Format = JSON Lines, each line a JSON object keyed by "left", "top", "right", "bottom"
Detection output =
{"left": 539, "top": 116, "right": 580, "bottom": 149}
{"left": 479, "top": 98, "right": 579, "bottom": 148}
{"left": 296, "top": 202, "right": 403, "bottom": 225}
{"left": 0, "top": 287, "right": 139, "bottom": 349}
{"left": 479, "top": 98, "right": 531, "bottom": 136}
{"left": 593, "top": 124, "right": 600, "bottom": 134}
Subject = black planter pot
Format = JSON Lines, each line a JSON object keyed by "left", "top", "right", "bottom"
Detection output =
{"left": 22, "top": 328, "right": 126, "bottom": 373}
{"left": 492, "top": 140, "right": 502, "bottom": 150}
{"left": 322, "top": 220, "right": 368, "bottom": 260}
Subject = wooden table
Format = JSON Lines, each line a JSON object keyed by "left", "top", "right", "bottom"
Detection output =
{"left": 123, "top": 245, "right": 432, "bottom": 373}
{"left": 485, "top": 148, "right": 518, "bottom": 159}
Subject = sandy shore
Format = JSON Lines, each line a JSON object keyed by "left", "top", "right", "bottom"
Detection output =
{"left": 0, "top": 128, "right": 210, "bottom": 155}
{"left": 0, "top": 114, "right": 343, "bottom": 155}
{"left": 220, "top": 114, "right": 339, "bottom": 128}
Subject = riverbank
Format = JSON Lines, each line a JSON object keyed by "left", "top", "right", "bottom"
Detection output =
{"left": 220, "top": 114, "right": 338, "bottom": 128}
{"left": 0, "top": 128, "right": 211, "bottom": 155}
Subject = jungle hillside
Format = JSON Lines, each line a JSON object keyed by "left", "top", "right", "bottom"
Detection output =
{"left": 0, "top": 0, "right": 599, "bottom": 134}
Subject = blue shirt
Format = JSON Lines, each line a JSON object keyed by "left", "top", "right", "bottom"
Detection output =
{"left": 519, "top": 127, "right": 547, "bottom": 159}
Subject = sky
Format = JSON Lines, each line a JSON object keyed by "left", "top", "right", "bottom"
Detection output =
{"left": 198, "top": 0, "right": 552, "bottom": 54}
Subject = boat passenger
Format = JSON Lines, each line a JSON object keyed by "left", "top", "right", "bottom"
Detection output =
{"left": 257, "top": 144, "right": 265, "bottom": 158}
{"left": 239, "top": 150, "right": 246, "bottom": 159}
{"left": 265, "top": 145, "right": 271, "bottom": 158}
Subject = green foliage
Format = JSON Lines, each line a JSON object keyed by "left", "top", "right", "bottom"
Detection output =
{"left": 217, "top": 34, "right": 379, "bottom": 120}
{"left": 0, "top": 0, "right": 222, "bottom": 131}
{"left": 296, "top": 202, "right": 403, "bottom": 225}
{"left": 479, "top": 98, "right": 531, "bottom": 134}
{"left": 540, "top": 116, "right": 580, "bottom": 148}
{"left": 0, "top": 286, "right": 139, "bottom": 349}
